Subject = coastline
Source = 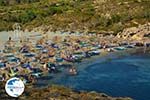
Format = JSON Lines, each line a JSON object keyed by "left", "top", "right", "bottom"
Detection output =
{"left": 34, "top": 47, "right": 146, "bottom": 88}
{"left": 0, "top": 47, "right": 148, "bottom": 100}
{"left": 0, "top": 30, "right": 149, "bottom": 100}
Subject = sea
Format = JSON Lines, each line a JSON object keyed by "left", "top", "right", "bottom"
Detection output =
{"left": 37, "top": 49, "right": 150, "bottom": 100}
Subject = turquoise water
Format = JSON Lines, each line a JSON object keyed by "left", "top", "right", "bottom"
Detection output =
{"left": 37, "top": 50, "right": 150, "bottom": 100}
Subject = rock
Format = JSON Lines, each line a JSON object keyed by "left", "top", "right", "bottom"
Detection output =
{"left": 117, "top": 23, "right": 150, "bottom": 42}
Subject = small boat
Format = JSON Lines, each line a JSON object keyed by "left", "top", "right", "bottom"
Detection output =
{"left": 88, "top": 49, "right": 100, "bottom": 56}
{"left": 114, "top": 47, "right": 126, "bottom": 51}
{"left": 125, "top": 45, "right": 135, "bottom": 48}
{"left": 69, "top": 67, "right": 77, "bottom": 75}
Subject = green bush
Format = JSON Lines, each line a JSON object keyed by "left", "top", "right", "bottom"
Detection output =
{"left": 99, "top": 16, "right": 111, "bottom": 27}
{"left": 48, "top": 6, "right": 63, "bottom": 15}
{"left": 111, "top": 23, "right": 124, "bottom": 34}
{"left": 143, "top": 9, "right": 150, "bottom": 19}
{"left": 111, "top": 14, "right": 121, "bottom": 23}
{"left": 0, "top": 0, "right": 5, "bottom": 6}
{"left": 19, "top": 10, "right": 36, "bottom": 23}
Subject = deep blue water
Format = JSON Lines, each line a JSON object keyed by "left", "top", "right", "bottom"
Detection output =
{"left": 37, "top": 50, "right": 150, "bottom": 100}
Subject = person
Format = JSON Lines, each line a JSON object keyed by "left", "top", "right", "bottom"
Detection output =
{"left": 43, "top": 63, "right": 47, "bottom": 69}
{"left": 26, "top": 62, "right": 32, "bottom": 70}
{"left": 8, "top": 37, "right": 12, "bottom": 41}
{"left": 69, "top": 67, "right": 77, "bottom": 75}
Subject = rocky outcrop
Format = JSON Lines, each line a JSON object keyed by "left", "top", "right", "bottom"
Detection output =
{"left": 117, "top": 23, "right": 150, "bottom": 41}
{"left": 21, "top": 85, "right": 132, "bottom": 100}
{"left": 0, "top": 82, "right": 132, "bottom": 100}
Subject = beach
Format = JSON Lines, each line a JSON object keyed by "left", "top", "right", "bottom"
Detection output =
{"left": 0, "top": 30, "right": 149, "bottom": 100}
{"left": 0, "top": 30, "right": 149, "bottom": 80}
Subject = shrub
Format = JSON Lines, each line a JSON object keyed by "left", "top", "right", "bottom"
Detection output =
{"left": 111, "top": 14, "right": 121, "bottom": 23}
{"left": 48, "top": 6, "right": 63, "bottom": 15}
{"left": 19, "top": 10, "right": 36, "bottom": 23}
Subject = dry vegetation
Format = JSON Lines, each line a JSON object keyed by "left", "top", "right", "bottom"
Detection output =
{"left": 0, "top": 0, "right": 149, "bottom": 34}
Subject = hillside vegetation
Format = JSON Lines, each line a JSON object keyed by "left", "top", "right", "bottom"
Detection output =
{"left": 0, "top": 0, "right": 150, "bottom": 34}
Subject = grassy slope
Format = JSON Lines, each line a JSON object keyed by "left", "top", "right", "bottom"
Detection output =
{"left": 0, "top": 0, "right": 149, "bottom": 34}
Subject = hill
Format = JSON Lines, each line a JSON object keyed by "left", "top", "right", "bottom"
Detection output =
{"left": 0, "top": 0, "right": 149, "bottom": 34}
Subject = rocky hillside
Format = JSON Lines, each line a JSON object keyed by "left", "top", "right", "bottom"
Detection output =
{"left": 0, "top": 0, "right": 149, "bottom": 34}
{"left": 0, "top": 83, "right": 132, "bottom": 100}
{"left": 117, "top": 23, "right": 150, "bottom": 42}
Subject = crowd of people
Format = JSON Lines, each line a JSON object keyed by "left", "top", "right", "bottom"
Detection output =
{"left": 0, "top": 31, "right": 148, "bottom": 84}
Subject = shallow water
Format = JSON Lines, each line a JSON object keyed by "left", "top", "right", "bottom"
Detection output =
{"left": 37, "top": 50, "right": 150, "bottom": 100}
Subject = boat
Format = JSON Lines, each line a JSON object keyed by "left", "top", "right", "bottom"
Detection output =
{"left": 114, "top": 46, "right": 126, "bottom": 50}
{"left": 88, "top": 49, "right": 100, "bottom": 56}
{"left": 125, "top": 45, "right": 135, "bottom": 48}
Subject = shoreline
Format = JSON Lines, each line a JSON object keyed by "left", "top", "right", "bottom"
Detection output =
{"left": 34, "top": 47, "right": 148, "bottom": 88}
{"left": 0, "top": 31, "right": 149, "bottom": 100}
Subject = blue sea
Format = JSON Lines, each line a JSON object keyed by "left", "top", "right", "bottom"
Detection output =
{"left": 37, "top": 49, "right": 150, "bottom": 100}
